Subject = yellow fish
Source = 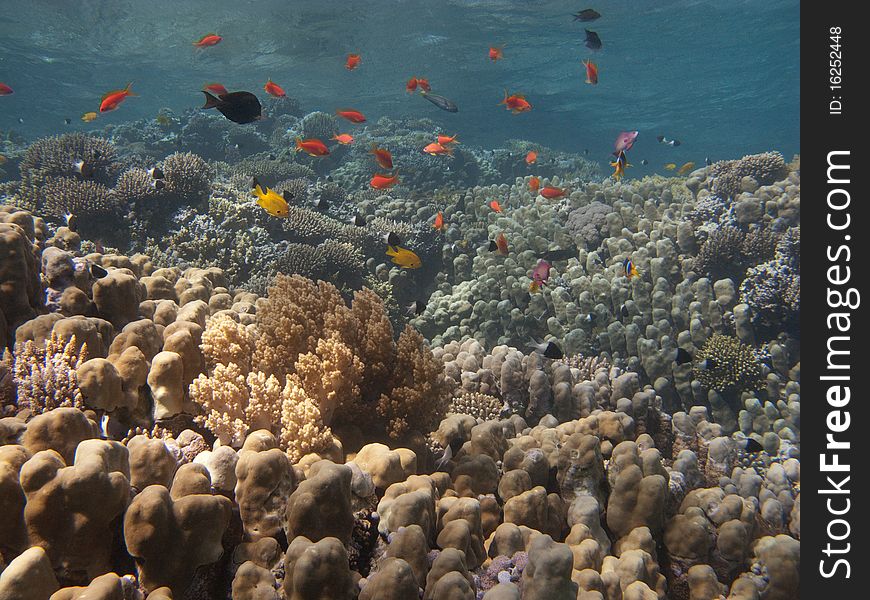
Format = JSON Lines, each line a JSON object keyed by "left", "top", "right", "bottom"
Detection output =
{"left": 81, "top": 111, "right": 98, "bottom": 122}
{"left": 252, "top": 179, "right": 289, "bottom": 218}
{"left": 677, "top": 161, "right": 696, "bottom": 175}
{"left": 386, "top": 245, "right": 422, "bottom": 269}
{"left": 664, "top": 163, "right": 676, "bottom": 171}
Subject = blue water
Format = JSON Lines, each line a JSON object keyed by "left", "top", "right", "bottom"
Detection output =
{"left": 0, "top": 0, "right": 798, "bottom": 167}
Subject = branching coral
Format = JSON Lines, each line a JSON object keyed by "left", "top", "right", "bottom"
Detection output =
{"left": 161, "top": 152, "right": 213, "bottom": 205}
{"left": 13, "top": 332, "right": 88, "bottom": 413}
{"left": 693, "top": 333, "right": 763, "bottom": 394}
{"left": 41, "top": 177, "right": 122, "bottom": 221}
{"left": 739, "top": 227, "right": 800, "bottom": 330}
{"left": 299, "top": 111, "right": 339, "bottom": 141}
{"left": 709, "top": 152, "right": 786, "bottom": 199}
{"left": 449, "top": 392, "right": 502, "bottom": 421}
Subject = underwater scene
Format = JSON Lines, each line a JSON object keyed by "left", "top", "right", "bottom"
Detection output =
{"left": 0, "top": 1, "right": 800, "bottom": 599}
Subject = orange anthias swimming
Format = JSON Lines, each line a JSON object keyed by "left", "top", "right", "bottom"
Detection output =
{"left": 333, "top": 133, "right": 354, "bottom": 145}
{"left": 489, "top": 200, "right": 503, "bottom": 213}
{"left": 194, "top": 34, "right": 222, "bottom": 47}
{"left": 371, "top": 172, "right": 399, "bottom": 189}
{"left": 433, "top": 211, "right": 444, "bottom": 231}
{"left": 529, "top": 176, "right": 541, "bottom": 193}
{"left": 540, "top": 186, "right": 567, "bottom": 199}
{"left": 489, "top": 46, "right": 504, "bottom": 61}
{"left": 525, "top": 150, "right": 537, "bottom": 165}
{"left": 99, "top": 82, "right": 135, "bottom": 112}
{"left": 346, "top": 53, "right": 361, "bottom": 70}
{"left": 582, "top": 60, "right": 599, "bottom": 85}
{"left": 264, "top": 79, "right": 286, "bottom": 97}
{"left": 370, "top": 145, "right": 393, "bottom": 169}
{"left": 500, "top": 90, "right": 532, "bottom": 113}
{"left": 423, "top": 142, "right": 452, "bottom": 156}
{"left": 437, "top": 134, "right": 459, "bottom": 146}
{"left": 295, "top": 138, "right": 330, "bottom": 157}
{"left": 336, "top": 109, "right": 366, "bottom": 123}
{"left": 495, "top": 233, "right": 509, "bottom": 255}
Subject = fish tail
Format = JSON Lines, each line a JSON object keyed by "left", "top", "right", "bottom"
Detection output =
{"left": 294, "top": 138, "right": 303, "bottom": 151}
{"left": 386, "top": 245, "right": 398, "bottom": 256}
{"left": 201, "top": 91, "right": 220, "bottom": 109}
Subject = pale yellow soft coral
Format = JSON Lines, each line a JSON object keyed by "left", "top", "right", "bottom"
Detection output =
{"left": 295, "top": 334, "right": 363, "bottom": 425}
{"left": 200, "top": 313, "right": 257, "bottom": 373}
{"left": 279, "top": 375, "right": 334, "bottom": 463}
{"left": 189, "top": 362, "right": 250, "bottom": 446}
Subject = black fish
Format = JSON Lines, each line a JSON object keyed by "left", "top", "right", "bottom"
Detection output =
{"left": 698, "top": 357, "right": 718, "bottom": 370}
{"left": 584, "top": 29, "right": 602, "bottom": 50}
{"left": 406, "top": 300, "right": 427, "bottom": 316}
{"left": 705, "top": 157, "right": 712, "bottom": 166}
{"left": 73, "top": 160, "right": 94, "bottom": 179}
{"left": 90, "top": 263, "right": 109, "bottom": 279}
{"left": 350, "top": 214, "right": 366, "bottom": 226}
{"left": 202, "top": 90, "right": 262, "bottom": 124}
{"left": 420, "top": 91, "right": 458, "bottom": 113}
{"left": 64, "top": 118, "right": 71, "bottom": 125}
{"left": 640, "top": 159, "right": 649, "bottom": 166}
{"left": 573, "top": 8, "right": 600, "bottom": 21}
{"left": 152, "top": 180, "right": 165, "bottom": 191}
{"left": 620, "top": 304, "right": 629, "bottom": 318}
{"left": 268, "top": 154, "right": 277, "bottom": 160}
{"left": 65, "top": 213, "right": 78, "bottom": 232}
{"left": 674, "top": 348, "right": 692, "bottom": 365}
{"left": 148, "top": 167, "right": 164, "bottom": 180}
{"left": 583, "top": 149, "right": 590, "bottom": 155}
{"left": 528, "top": 340, "right": 564, "bottom": 360}
{"left": 383, "top": 232, "right": 403, "bottom": 246}
{"left": 544, "top": 245, "right": 578, "bottom": 262}
{"left": 742, "top": 438, "right": 764, "bottom": 453}
{"left": 316, "top": 196, "right": 328, "bottom": 210}
{"left": 583, "top": 313, "right": 596, "bottom": 325}
{"left": 488, "top": 240, "right": 498, "bottom": 252}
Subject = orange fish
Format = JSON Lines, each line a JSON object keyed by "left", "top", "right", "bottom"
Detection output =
{"left": 203, "top": 83, "right": 228, "bottom": 96}
{"left": 264, "top": 79, "right": 286, "bottom": 97}
{"left": 423, "top": 142, "right": 452, "bottom": 156}
{"left": 525, "top": 150, "right": 537, "bottom": 165}
{"left": 194, "top": 34, "right": 222, "bottom": 47}
{"left": 333, "top": 133, "right": 354, "bottom": 145}
{"left": 438, "top": 133, "right": 460, "bottom": 145}
{"left": 371, "top": 172, "right": 399, "bottom": 189}
{"left": 0, "top": 83, "right": 13, "bottom": 95}
{"left": 295, "top": 138, "right": 330, "bottom": 157}
{"left": 529, "top": 176, "right": 540, "bottom": 193}
{"left": 500, "top": 90, "right": 532, "bottom": 113}
{"left": 489, "top": 200, "right": 503, "bottom": 213}
{"left": 406, "top": 77, "right": 419, "bottom": 93}
{"left": 495, "top": 233, "right": 509, "bottom": 255}
{"left": 99, "top": 82, "right": 135, "bottom": 113}
{"left": 433, "top": 211, "right": 444, "bottom": 231}
{"left": 582, "top": 60, "right": 599, "bottom": 85}
{"left": 540, "top": 186, "right": 566, "bottom": 199}
{"left": 346, "top": 53, "right": 361, "bottom": 70}
{"left": 370, "top": 144, "right": 393, "bottom": 169}
{"left": 336, "top": 109, "right": 366, "bottom": 123}
{"left": 489, "top": 46, "right": 504, "bottom": 61}
{"left": 417, "top": 78, "right": 431, "bottom": 92}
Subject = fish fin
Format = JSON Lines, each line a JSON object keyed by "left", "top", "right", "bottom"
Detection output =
{"left": 386, "top": 245, "right": 398, "bottom": 256}
{"left": 201, "top": 91, "right": 221, "bottom": 109}
{"left": 123, "top": 82, "right": 136, "bottom": 96}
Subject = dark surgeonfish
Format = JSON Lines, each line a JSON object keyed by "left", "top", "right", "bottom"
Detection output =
{"left": 201, "top": 90, "right": 262, "bottom": 124}
{"left": 573, "top": 9, "right": 600, "bottom": 21}
{"left": 420, "top": 90, "right": 458, "bottom": 112}
{"left": 584, "top": 29, "right": 602, "bottom": 50}
{"left": 528, "top": 339, "right": 564, "bottom": 360}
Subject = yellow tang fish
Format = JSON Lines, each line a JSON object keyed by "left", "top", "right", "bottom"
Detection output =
{"left": 81, "top": 111, "right": 98, "bottom": 122}
{"left": 664, "top": 163, "right": 676, "bottom": 171}
{"left": 386, "top": 245, "right": 422, "bottom": 269}
{"left": 252, "top": 178, "right": 289, "bottom": 218}
{"left": 677, "top": 161, "right": 696, "bottom": 175}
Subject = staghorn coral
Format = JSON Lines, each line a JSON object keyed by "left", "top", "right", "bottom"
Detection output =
{"left": 13, "top": 332, "right": 88, "bottom": 414}
{"left": 693, "top": 333, "right": 764, "bottom": 394}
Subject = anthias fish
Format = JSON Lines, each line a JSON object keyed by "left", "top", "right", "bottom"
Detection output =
{"left": 437, "top": 134, "right": 459, "bottom": 145}
{"left": 489, "top": 200, "right": 503, "bottom": 213}
{"left": 295, "top": 138, "right": 330, "bottom": 156}
{"left": 529, "top": 259, "right": 552, "bottom": 293}
{"left": 529, "top": 176, "right": 540, "bottom": 192}
{"left": 100, "top": 82, "right": 135, "bottom": 112}
{"left": 202, "top": 90, "right": 262, "bottom": 124}
{"left": 423, "top": 142, "right": 452, "bottom": 156}
{"left": 346, "top": 53, "right": 361, "bottom": 70}
{"left": 433, "top": 211, "right": 444, "bottom": 231}
{"left": 264, "top": 79, "right": 286, "bottom": 97}
{"left": 420, "top": 90, "right": 458, "bottom": 112}
{"left": 194, "top": 33, "right": 222, "bottom": 47}
{"left": 582, "top": 59, "right": 599, "bottom": 85}
{"left": 540, "top": 186, "right": 566, "bottom": 199}
{"left": 525, "top": 150, "right": 537, "bottom": 164}
{"left": 336, "top": 109, "right": 366, "bottom": 123}
{"left": 501, "top": 90, "right": 532, "bottom": 113}
{"left": 371, "top": 172, "right": 399, "bottom": 189}
{"left": 0, "top": 83, "right": 14, "bottom": 95}
{"left": 370, "top": 145, "right": 394, "bottom": 169}
{"left": 386, "top": 245, "right": 422, "bottom": 269}
{"left": 495, "top": 232, "right": 508, "bottom": 255}
{"left": 615, "top": 131, "right": 639, "bottom": 152}
{"left": 489, "top": 46, "right": 504, "bottom": 61}
{"left": 333, "top": 133, "right": 354, "bottom": 145}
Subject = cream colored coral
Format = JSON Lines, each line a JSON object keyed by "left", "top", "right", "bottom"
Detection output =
{"left": 190, "top": 362, "right": 250, "bottom": 446}
{"left": 295, "top": 334, "right": 362, "bottom": 425}
{"left": 245, "top": 370, "right": 283, "bottom": 431}
{"left": 13, "top": 332, "right": 87, "bottom": 414}
{"left": 279, "top": 375, "right": 334, "bottom": 463}
{"left": 201, "top": 313, "right": 257, "bottom": 373}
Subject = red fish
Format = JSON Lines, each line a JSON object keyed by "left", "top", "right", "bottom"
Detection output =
{"left": 489, "top": 200, "right": 503, "bottom": 213}
{"left": 540, "top": 186, "right": 566, "bottom": 199}
{"left": 433, "top": 211, "right": 444, "bottom": 231}
{"left": 203, "top": 83, "right": 228, "bottom": 96}
{"left": 437, "top": 133, "right": 459, "bottom": 145}
{"left": 99, "top": 82, "right": 135, "bottom": 112}
{"left": 582, "top": 60, "right": 599, "bottom": 85}
{"left": 423, "top": 142, "right": 452, "bottom": 156}
{"left": 194, "top": 34, "right": 222, "bottom": 47}
{"left": 0, "top": 83, "right": 14, "bottom": 96}
{"left": 406, "top": 77, "right": 419, "bottom": 93}
{"left": 336, "top": 109, "right": 366, "bottom": 123}
{"left": 525, "top": 150, "right": 537, "bottom": 165}
{"left": 500, "top": 90, "right": 532, "bottom": 113}
{"left": 346, "top": 53, "right": 361, "bottom": 70}
{"left": 529, "top": 259, "right": 552, "bottom": 292}
{"left": 370, "top": 144, "right": 393, "bottom": 169}
{"left": 264, "top": 79, "right": 286, "bottom": 97}
{"left": 529, "top": 176, "right": 540, "bottom": 193}
{"left": 495, "top": 233, "right": 509, "bottom": 255}
{"left": 295, "top": 138, "right": 330, "bottom": 156}
{"left": 371, "top": 172, "right": 399, "bottom": 189}
{"left": 615, "top": 131, "right": 639, "bottom": 152}
{"left": 333, "top": 133, "right": 354, "bottom": 145}
{"left": 489, "top": 46, "right": 504, "bottom": 61}
{"left": 416, "top": 78, "right": 431, "bottom": 92}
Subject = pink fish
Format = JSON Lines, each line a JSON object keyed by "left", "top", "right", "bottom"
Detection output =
{"left": 532, "top": 259, "right": 551, "bottom": 285}
{"left": 615, "top": 130, "right": 639, "bottom": 152}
